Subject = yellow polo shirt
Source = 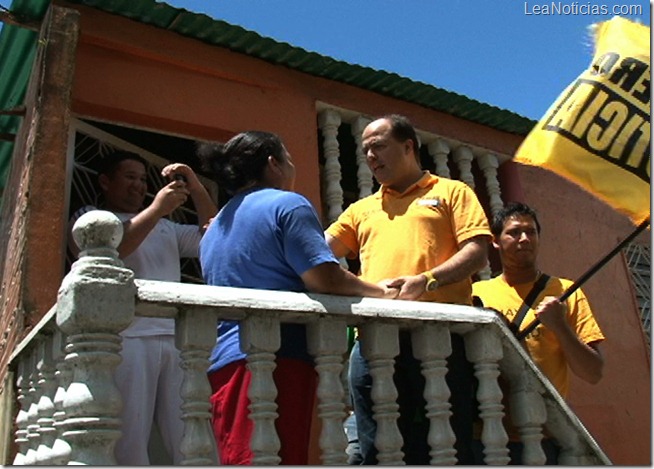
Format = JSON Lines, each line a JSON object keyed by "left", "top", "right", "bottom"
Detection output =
{"left": 326, "top": 172, "right": 491, "bottom": 305}
{"left": 472, "top": 275, "right": 605, "bottom": 398}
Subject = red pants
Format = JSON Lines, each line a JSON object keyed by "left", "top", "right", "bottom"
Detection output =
{"left": 208, "top": 358, "right": 317, "bottom": 465}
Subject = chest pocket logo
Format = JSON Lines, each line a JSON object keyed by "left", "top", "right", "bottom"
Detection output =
{"left": 416, "top": 197, "right": 441, "bottom": 208}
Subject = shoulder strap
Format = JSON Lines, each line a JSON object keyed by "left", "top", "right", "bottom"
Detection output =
{"left": 509, "top": 273, "right": 551, "bottom": 338}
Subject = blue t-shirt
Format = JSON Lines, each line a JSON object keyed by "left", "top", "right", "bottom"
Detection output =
{"left": 200, "top": 187, "right": 338, "bottom": 374}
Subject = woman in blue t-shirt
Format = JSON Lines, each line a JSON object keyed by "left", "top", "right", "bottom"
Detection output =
{"left": 198, "top": 131, "right": 398, "bottom": 465}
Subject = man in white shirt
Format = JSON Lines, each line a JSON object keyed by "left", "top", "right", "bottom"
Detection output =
{"left": 69, "top": 150, "right": 217, "bottom": 464}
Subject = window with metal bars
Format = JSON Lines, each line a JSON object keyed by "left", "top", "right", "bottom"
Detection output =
{"left": 624, "top": 242, "right": 651, "bottom": 343}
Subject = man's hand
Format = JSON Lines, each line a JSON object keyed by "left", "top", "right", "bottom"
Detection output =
{"left": 377, "top": 280, "right": 401, "bottom": 299}
{"left": 161, "top": 163, "right": 217, "bottom": 231}
{"left": 384, "top": 274, "right": 426, "bottom": 300}
{"left": 150, "top": 179, "right": 190, "bottom": 217}
{"left": 534, "top": 296, "right": 568, "bottom": 334}
{"left": 161, "top": 163, "right": 203, "bottom": 191}
{"left": 535, "top": 295, "right": 604, "bottom": 384}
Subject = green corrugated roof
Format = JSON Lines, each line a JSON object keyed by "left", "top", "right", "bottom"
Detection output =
{"left": 0, "top": 0, "right": 49, "bottom": 189}
{"left": 0, "top": 0, "right": 536, "bottom": 192}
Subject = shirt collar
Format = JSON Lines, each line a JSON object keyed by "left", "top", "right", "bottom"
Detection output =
{"left": 376, "top": 171, "right": 437, "bottom": 198}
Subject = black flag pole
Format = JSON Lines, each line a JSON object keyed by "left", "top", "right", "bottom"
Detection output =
{"left": 515, "top": 217, "right": 651, "bottom": 341}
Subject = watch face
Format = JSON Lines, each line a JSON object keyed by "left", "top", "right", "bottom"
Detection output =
{"left": 427, "top": 279, "right": 439, "bottom": 291}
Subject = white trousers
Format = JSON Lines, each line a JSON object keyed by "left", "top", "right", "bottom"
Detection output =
{"left": 114, "top": 335, "right": 184, "bottom": 465}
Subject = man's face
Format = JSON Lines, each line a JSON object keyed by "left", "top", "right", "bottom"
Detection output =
{"left": 494, "top": 214, "right": 540, "bottom": 269}
{"left": 361, "top": 118, "right": 415, "bottom": 188}
{"left": 99, "top": 159, "right": 148, "bottom": 213}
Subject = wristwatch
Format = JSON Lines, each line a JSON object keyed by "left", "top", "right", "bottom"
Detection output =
{"left": 423, "top": 270, "right": 439, "bottom": 292}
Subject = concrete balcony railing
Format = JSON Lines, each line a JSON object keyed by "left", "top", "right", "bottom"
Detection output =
{"left": 8, "top": 211, "right": 611, "bottom": 465}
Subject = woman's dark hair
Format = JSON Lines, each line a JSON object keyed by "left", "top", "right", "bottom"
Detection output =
{"left": 491, "top": 202, "right": 542, "bottom": 236}
{"left": 197, "top": 131, "right": 286, "bottom": 195}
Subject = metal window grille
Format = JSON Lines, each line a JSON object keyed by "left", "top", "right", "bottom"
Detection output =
{"left": 624, "top": 242, "right": 651, "bottom": 343}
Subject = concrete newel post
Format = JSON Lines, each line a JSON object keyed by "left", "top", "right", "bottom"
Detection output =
{"left": 55, "top": 210, "right": 135, "bottom": 465}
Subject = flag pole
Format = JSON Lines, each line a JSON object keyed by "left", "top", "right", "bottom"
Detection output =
{"left": 516, "top": 217, "right": 650, "bottom": 341}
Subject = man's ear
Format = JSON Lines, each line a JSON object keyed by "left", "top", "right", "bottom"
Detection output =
{"left": 403, "top": 139, "right": 413, "bottom": 155}
{"left": 491, "top": 237, "right": 500, "bottom": 250}
{"left": 98, "top": 173, "right": 110, "bottom": 192}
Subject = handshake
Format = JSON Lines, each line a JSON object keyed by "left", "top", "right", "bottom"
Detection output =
{"left": 377, "top": 273, "right": 432, "bottom": 301}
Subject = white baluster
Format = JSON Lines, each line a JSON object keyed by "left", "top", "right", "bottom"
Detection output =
{"left": 319, "top": 109, "right": 344, "bottom": 223}
{"left": 477, "top": 153, "right": 504, "bottom": 218}
{"left": 176, "top": 308, "right": 221, "bottom": 464}
{"left": 307, "top": 319, "right": 349, "bottom": 465}
{"left": 428, "top": 139, "right": 451, "bottom": 178}
{"left": 510, "top": 389, "right": 547, "bottom": 464}
{"left": 24, "top": 356, "right": 40, "bottom": 465}
{"left": 50, "top": 330, "right": 71, "bottom": 465}
{"left": 500, "top": 346, "right": 547, "bottom": 465}
{"left": 465, "top": 328, "right": 510, "bottom": 465}
{"left": 241, "top": 316, "right": 281, "bottom": 465}
{"left": 453, "top": 145, "right": 492, "bottom": 287}
{"left": 412, "top": 324, "right": 457, "bottom": 465}
{"left": 351, "top": 116, "right": 374, "bottom": 199}
{"left": 57, "top": 210, "right": 135, "bottom": 465}
{"left": 34, "top": 337, "right": 58, "bottom": 465}
{"left": 453, "top": 146, "right": 475, "bottom": 188}
{"left": 359, "top": 323, "right": 404, "bottom": 465}
{"left": 13, "top": 358, "right": 30, "bottom": 465}
{"left": 544, "top": 400, "right": 584, "bottom": 464}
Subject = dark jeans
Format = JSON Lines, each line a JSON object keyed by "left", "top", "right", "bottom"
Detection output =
{"left": 471, "top": 438, "right": 561, "bottom": 465}
{"left": 349, "top": 332, "right": 476, "bottom": 465}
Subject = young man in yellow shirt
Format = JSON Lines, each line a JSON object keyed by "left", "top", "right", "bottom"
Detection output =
{"left": 472, "top": 202, "right": 605, "bottom": 463}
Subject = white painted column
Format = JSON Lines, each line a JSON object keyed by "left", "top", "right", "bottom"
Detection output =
{"left": 56, "top": 210, "right": 136, "bottom": 465}
{"left": 13, "top": 358, "right": 31, "bottom": 465}
{"left": 465, "top": 329, "right": 510, "bottom": 465}
{"left": 34, "top": 337, "right": 58, "bottom": 465}
{"left": 477, "top": 153, "right": 504, "bottom": 218}
{"left": 453, "top": 145, "right": 475, "bottom": 188}
{"left": 351, "top": 116, "right": 374, "bottom": 199}
{"left": 50, "top": 330, "right": 71, "bottom": 465}
{"left": 412, "top": 324, "right": 457, "bottom": 465}
{"left": 25, "top": 353, "right": 40, "bottom": 465}
{"left": 307, "top": 319, "right": 349, "bottom": 465}
{"left": 359, "top": 323, "right": 404, "bottom": 465}
{"left": 319, "top": 109, "right": 344, "bottom": 223}
{"left": 428, "top": 139, "right": 451, "bottom": 178}
{"left": 510, "top": 388, "right": 547, "bottom": 465}
{"left": 176, "top": 308, "right": 221, "bottom": 464}
{"left": 241, "top": 316, "right": 281, "bottom": 465}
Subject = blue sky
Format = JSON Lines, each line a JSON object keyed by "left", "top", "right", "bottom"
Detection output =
{"left": 162, "top": 0, "right": 650, "bottom": 120}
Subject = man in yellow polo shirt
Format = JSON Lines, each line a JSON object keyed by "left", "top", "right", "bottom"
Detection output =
{"left": 472, "top": 202, "right": 605, "bottom": 464}
{"left": 326, "top": 114, "right": 492, "bottom": 464}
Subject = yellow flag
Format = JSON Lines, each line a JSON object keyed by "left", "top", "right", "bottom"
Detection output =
{"left": 514, "top": 16, "right": 650, "bottom": 225}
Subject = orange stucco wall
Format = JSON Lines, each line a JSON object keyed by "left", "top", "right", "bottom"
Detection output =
{"left": 59, "top": 2, "right": 650, "bottom": 465}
